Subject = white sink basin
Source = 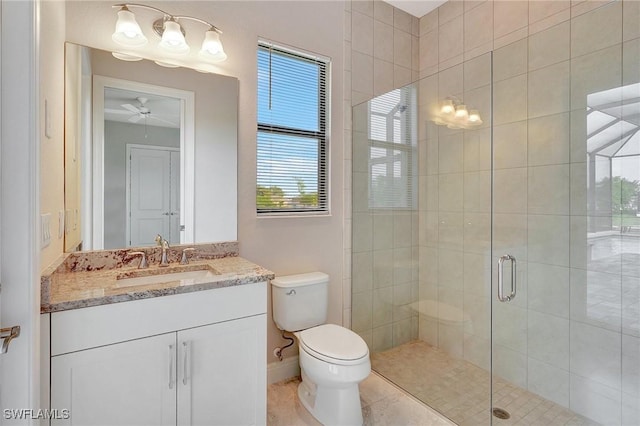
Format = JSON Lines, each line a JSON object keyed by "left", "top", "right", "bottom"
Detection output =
{"left": 116, "top": 269, "right": 218, "bottom": 288}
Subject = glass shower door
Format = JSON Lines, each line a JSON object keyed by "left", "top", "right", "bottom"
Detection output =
{"left": 490, "top": 2, "right": 640, "bottom": 424}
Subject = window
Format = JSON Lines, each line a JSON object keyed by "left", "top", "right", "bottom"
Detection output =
{"left": 368, "top": 86, "right": 417, "bottom": 209}
{"left": 257, "top": 41, "right": 329, "bottom": 214}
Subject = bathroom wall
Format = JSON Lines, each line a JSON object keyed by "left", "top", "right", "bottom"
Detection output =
{"left": 40, "top": 0, "right": 66, "bottom": 269}
{"left": 345, "top": 1, "right": 422, "bottom": 351}
{"left": 416, "top": 1, "right": 640, "bottom": 423}
{"left": 42, "top": 1, "right": 345, "bottom": 366}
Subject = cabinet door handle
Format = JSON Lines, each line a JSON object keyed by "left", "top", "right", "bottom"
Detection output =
{"left": 168, "top": 344, "right": 175, "bottom": 389}
{"left": 182, "top": 341, "right": 189, "bottom": 386}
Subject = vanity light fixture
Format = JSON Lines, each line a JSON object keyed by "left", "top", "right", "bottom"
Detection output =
{"left": 434, "top": 97, "right": 483, "bottom": 129}
{"left": 111, "top": 3, "right": 227, "bottom": 62}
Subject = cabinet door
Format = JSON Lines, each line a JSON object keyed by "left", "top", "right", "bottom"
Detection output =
{"left": 177, "top": 314, "right": 266, "bottom": 426}
{"left": 51, "top": 333, "right": 177, "bottom": 426}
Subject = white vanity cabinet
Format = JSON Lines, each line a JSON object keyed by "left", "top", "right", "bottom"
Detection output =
{"left": 47, "top": 282, "right": 266, "bottom": 426}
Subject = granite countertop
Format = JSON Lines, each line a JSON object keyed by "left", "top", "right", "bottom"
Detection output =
{"left": 41, "top": 242, "right": 275, "bottom": 313}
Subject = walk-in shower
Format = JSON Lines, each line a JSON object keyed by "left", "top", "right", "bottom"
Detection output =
{"left": 352, "top": 2, "right": 639, "bottom": 424}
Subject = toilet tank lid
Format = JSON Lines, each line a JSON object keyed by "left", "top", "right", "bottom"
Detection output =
{"left": 271, "top": 272, "right": 329, "bottom": 288}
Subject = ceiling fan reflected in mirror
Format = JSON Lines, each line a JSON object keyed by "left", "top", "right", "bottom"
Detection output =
{"left": 115, "top": 96, "right": 177, "bottom": 126}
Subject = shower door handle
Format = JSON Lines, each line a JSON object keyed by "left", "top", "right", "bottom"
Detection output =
{"left": 497, "top": 254, "right": 516, "bottom": 302}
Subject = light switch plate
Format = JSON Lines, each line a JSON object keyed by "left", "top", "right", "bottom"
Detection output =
{"left": 41, "top": 213, "right": 51, "bottom": 248}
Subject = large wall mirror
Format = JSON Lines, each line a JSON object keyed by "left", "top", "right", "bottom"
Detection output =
{"left": 64, "top": 43, "right": 238, "bottom": 251}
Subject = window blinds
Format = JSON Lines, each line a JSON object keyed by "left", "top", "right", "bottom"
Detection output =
{"left": 257, "top": 42, "right": 329, "bottom": 214}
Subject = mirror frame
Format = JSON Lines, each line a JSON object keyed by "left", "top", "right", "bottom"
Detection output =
{"left": 91, "top": 76, "right": 196, "bottom": 249}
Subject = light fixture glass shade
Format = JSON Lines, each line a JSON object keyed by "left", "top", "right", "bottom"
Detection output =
{"left": 199, "top": 30, "right": 227, "bottom": 62}
{"left": 468, "top": 109, "right": 483, "bottom": 125}
{"left": 455, "top": 104, "right": 469, "bottom": 120}
{"left": 112, "top": 8, "right": 147, "bottom": 47}
{"left": 112, "top": 52, "right": 143, "bottom": 61}
{"left": 159, "top": 20, "right": 190, "bottom": 55}
{"left": 441, "top": 99, "right": 455, "bottom": 115}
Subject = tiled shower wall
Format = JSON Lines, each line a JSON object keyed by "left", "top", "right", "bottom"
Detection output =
{"left": 344, "top": 1, "right": 422, "bottom": 350}
{"left": 415, "top": 1, "right": 640, "bottom": 424}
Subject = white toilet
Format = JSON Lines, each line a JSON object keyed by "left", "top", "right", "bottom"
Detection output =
{"left": 271, "top": 272, "right": 371, "bottom": 426}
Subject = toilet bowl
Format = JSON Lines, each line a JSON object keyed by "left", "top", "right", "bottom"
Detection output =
{"left": 271, "top": 273, "right": 371, "bottom": 426}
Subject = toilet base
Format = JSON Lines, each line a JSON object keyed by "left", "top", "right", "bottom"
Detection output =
{"left": 297, "top": 369, "right": 364, "bottom": 426}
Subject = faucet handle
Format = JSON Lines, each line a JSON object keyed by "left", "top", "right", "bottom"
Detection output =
{"left": 128, "top": 251, "right": 148, "bottom": 269}
{"left": 155, "top": 234, "right": 163, "bottom": 246}
{"left": 180, "top": 248, "right": 195, "bottom": 265}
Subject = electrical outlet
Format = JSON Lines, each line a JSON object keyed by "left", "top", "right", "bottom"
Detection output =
{"left": 41, "top": 213, "right": 51, "bottom": 248}
{"left": 58, "top": 210, "right": 65, "bottom": 239}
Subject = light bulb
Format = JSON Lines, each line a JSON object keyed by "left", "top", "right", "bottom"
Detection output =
{"left": 468, "top": 109, "right": 483, "bottom": 125}
{"left": 441, "top": 99, "right": 455, "bottom": 115}
{"left": 112, "top": 8, "right": 147, "bottom": 47}
{"left": 199, "top": 30, "right": 227, "bottom": 62}
{"left": 159, "top": 20, "right": 190, "bottom": 55}
{"left": 455, "top": 104, "right": 469, "bottom": 120}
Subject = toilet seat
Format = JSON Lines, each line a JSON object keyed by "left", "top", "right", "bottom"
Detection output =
{"left": 298, "top": 324, "right": 369, "bottom": 366}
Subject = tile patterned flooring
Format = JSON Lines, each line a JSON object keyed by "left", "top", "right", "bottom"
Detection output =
{"left": 267, "top": 372, "right": 454, "bottom": 426}
{"left": 371, "top": 341, "right": 600, "bottom": 426}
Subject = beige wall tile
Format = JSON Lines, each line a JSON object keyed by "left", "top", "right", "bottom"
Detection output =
{"left": 529, "top": 0, "right": 571, "bottom": 24}
{"left": 463, "top": 127, "right": 491, "bottom": 172}
{"left": 412, "top": 35, "right": 420, "bottom": 72}
{"left": 528, "top": 164, "right": 571, "bottom": 215}
{"left": 352, "top": 11, "right": 374, "bottom": 55}
{"left": 463, "top": 252, "right": 491, "bottom": 298}
{"left": 528, "top": 262, "right": 571, "bottom": 318}
{"left": 464, "top": 0, "right": 493, "bottom": 52}
{"left": 374, "top": 20, "right": 394, "bottom": 62}
{"left": 439, "top": 54, "right": 464, "bottom": 72}
{"left": 394, "top": 213, "right": 414, "bottom": 248}
{"left": 571, "top": 0, "right": 616, "bottom": 18}
{"left": 373, "top": 287, "right": 393, "bottom": 327}
{"left": 345, "top": 10, "right": 352, "bottom": 42}
{"left": 438, "top": 173, "right": 464, "bottom": 212}
{"left": 439, "top": 14, "right": 464, "bottom": 63}
{"left": 528, "top": 60, "right": 570, "bottom": 119}
{"left": 374, "top": 249, "right": 394, "bottom": 288}
{"left": 374, "top": 58, "right": 394, "bottom": 95}
{"left": 570, "top": 44, "right": 622, "bottom": 110}
{"left": 571, "top": 1, "right": 622, "bottom": 57}
{"left": 439, "top": 133, "right": 464, "bottom": 174}
{"left": 494, "top": 167, "right": 528, "bottom": 215}
{"left": 528, "top": 214, "right": 570, "bottom": 266}
{"left": 494, "top": 121, "right": 528, "bottom": 170}
{"left": 529, "top": 21, "right": 570, "bottom": 71}
{"left": 420, "top": 30, "right": 439, "bottom": 72}
{"left": 623, "top": 38, "right": 640, "bottom": 86}
{"left": 438, "top": 62, "right": 463, "bottom": 97}
{"left": 464, "top": 171, "right": 491, "bottom": 213}
{"left": 353, "top": 251, "right": 374, "bottom": 293}
{"left": 528, "top": 311, "right": 570, "bottom": 368}
{"left": 352, "top": 0, "right": 374, "bottom": 17}
{"left": 420, "top": 8, "right": 439, "bottom": 35}
{"left": 353, "top": 212, "right": 373, "bottom": 252}
{"left": 463, "top": 85, "right": 491, "bottom": 128}
{"left": 394, "top": 28, "right": 413, "bottom": 69}
{"left": 494, "top": 303, "right": 528, "bottom": 353}
{"left": 494, "top": 0, "right": 528, "bottom": 40}
{"left": 493, "top": 38, "right": 527, "bottom": 82}
{"left": 439, "top": 0, "right": 464, "bottom": 25}
{"left": 623, "top": 0, "right": 640, "bottom": 41}
{"left": 528, "top": 112, "right": 571, "bottom": 166}
{"left": 570, "top": 162, "right": 587, "bottom": 216}
{"left": 463, "top": 212, "right": 491, "bottom": 254}
{"left": 493, "top": 26, "right": 528, "bottom": 50}
{"left": 570, "top": 108, "right": 588, "bottom": 163}
{"left": 529, "top": 7, "right": 571, "bottom": 35}
{"left": 463, "top": 52, "right": 491, "bottom": 91}
{"left": 438, "top": 248, "right": 464, "bottom": 289}
{"left": 493, "top": 213, "right": 528, "bottom": 261}
{"left": 374, "top": 213, "right": 394, "bottom": 250}
{"left": 463, "top": 41, "right": 493, "bottom": 62}
{"left": 412, "top": 16, "right": 420, "bottom": 37}
{"left": 494, "top": 74, "right": 528, "bottom": 125}
{"left": 394, "top": 7, "right": 413, "bottom": 33}
{"left": 373, "top": 0, "right": 394, "bottom": 25}
{"left": 394, "top": 65, "right": 412, "bottom": 88}
{"left": 352, "top": 51, "right": 374, "bottom": 95}
{"left": 352, "top": 290, "right": 373, "bottom": 331}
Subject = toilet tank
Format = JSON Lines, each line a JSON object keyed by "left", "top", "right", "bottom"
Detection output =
{"left": 271, "top": 272, "right": 329, "bottom": 332}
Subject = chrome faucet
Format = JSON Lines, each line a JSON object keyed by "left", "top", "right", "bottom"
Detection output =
{"left": 155, "top": 234, "right": 170, "bottom": 267}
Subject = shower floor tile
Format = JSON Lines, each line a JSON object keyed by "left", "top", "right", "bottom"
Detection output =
{"left": 372, "top": 340, "right": 600, "bottom": 426}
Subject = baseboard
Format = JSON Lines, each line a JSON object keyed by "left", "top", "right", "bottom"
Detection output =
{"left": 267, "top": 355, "right": 300, "bottom": 384}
